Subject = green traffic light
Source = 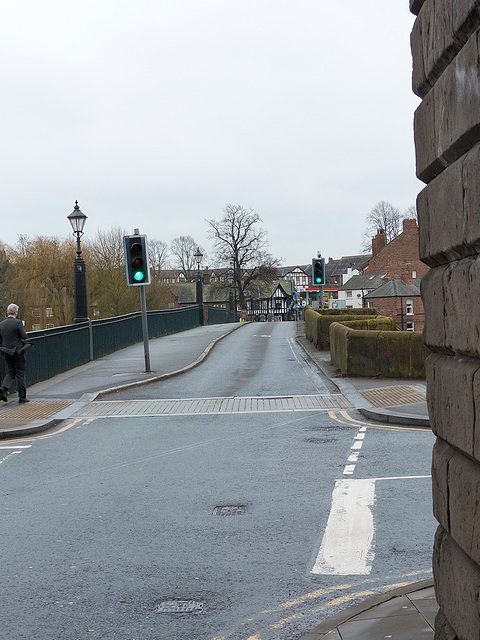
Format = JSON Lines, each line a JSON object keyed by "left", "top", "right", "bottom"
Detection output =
{"left": 315, "top": 277, "right": 322, "bottom": 283}
{"left": 134, "top": 271, "right": 145, "bottom": 281}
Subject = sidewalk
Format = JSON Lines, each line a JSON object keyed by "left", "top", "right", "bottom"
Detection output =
{"left": 0, "top": 323, "right": 244, "bottom": 438}
{"left": 0, "top": 320, "right": 436, "bottom": 638}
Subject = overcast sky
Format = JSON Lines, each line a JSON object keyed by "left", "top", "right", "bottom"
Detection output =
{"left": 1, "top": 1, "right": 420, "bottom": 266}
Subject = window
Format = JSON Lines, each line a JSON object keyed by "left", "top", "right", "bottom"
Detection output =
{"left": 367, "top": 301, "right": 374, "bottom": 308}
{"left": 46, "top": 323, "right": 55, "bottom": 329}
{"left": 406, "top": 321, "right": 415, "bottom": 331}
{"left": 412, "top": 270, "right": 417, "bottom": 278}
{"left": 406, "top": 299, "right": 413, "bottom": 315}
{"left": 32, "top": 324, "right": 41, "bottom": 331}
{"left": 46, "top": 307, "right": 53, "bottom": 318}
{"left": 93, "top": 309, "right": 100, "bottom": 317}
{"left": 32, "top": 309, "right": 40, "bottom": 318}
{"left": 346, "top": 291, "right": 352, "bottom": 298}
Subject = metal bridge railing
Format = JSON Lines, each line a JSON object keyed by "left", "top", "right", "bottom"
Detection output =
{"left": 0, "top": 305, "right": 238, "bottom": 390}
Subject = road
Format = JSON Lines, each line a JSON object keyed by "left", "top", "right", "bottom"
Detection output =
{"left": 0, "top": 322, "right": 435, "bottom": 640}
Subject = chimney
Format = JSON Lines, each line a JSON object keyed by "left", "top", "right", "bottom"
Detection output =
{"left": 401, "top": 264, "right": 413, "bottom": 284}
{"left": 382, "top": 270, "right": 395, "bottom": 284}
{"left": 402, "top": 218, "right": 417, "bottom": 232}
{"left": 203, "top": 266, "right": 210, "bottom": 285}
{"left": 372, "top": 228, "right": 386, "bottom": 255}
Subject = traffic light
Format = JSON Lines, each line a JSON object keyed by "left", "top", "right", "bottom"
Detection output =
{"left": 123, "top": 234, "right": 151, "bottom": 286}
{"left": 312, "top": 257, "right": 325, "bottom": 286}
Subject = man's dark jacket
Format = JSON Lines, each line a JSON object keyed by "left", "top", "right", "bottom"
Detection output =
{"left": 0, "top": 316, "right": 29, "bottom": 356}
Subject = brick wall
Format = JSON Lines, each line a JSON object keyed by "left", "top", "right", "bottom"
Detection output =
{"left": 411, "top": 1, "right": 480, "bottom": 638}
{"left": 369, "top": 295, "right": 425, "bottom": 332}
{"left": 362, "top": 219, "right": 429, "bottom": 279}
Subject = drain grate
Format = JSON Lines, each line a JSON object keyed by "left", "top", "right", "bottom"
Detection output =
{"left": 213, "top": 505, "right": 246, "bottom": 516}
{"left": 156, "top": 600, "right": 204, "bottom": 614}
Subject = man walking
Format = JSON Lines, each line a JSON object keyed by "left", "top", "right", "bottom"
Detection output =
{"left": 0, "top": 304, "right": 29, "bottom": 403}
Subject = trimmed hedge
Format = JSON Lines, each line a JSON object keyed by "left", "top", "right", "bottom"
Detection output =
{"left": 316, "top": 308, "right": 377, "bottom": 316}
{"left": 329, "top": 322, "right": 430, "bottom": 378}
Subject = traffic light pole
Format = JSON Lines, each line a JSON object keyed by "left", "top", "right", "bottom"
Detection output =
{"left": 139, "top": 285, "right": 151, "bottom": 372}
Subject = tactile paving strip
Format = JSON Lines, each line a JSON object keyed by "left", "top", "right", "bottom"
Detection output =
{"left": 0, "top": 401, "right": 73, "bottom": 428}
{"left": 359, "top": 385, "right": 426, "bottom": 408}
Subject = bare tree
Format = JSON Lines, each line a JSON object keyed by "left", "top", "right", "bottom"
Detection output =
{"left": 170, "top": 235, "right": 205, "bottom": 281}
{"left": 207, "top": 204, "right": 280, "bottom": 309}
{"left": 148, "top": 239, "right": 169, "bottom": 280}
{"left": 361, "top": 200, "right": 404, "bottom": 252}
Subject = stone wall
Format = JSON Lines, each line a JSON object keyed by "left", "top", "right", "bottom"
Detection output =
{"left": 410, "top": 1, "right": 480, "bottom": 638}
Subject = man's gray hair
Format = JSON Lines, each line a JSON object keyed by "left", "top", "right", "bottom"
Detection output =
{"left": 7, "top": 304, "right": 19, "bottom": 316}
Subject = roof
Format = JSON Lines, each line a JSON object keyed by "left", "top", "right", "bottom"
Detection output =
{"left": 245, "top": 279, "right": 294, "bottom": 300}
{"left": 169, "top": 279, "right": 294, "bottom": 303}
{"left": 325, "top": 255, "right": 371, "bottom": 277}
{"left": 277, "top": 265, "right": 311, "bottom": 277}
{"left": 338, "top": 274, "right": 386, "bottom": 291}
{"left": 169, "top": 283, "right": 231, "bottom": 304}
{"left": 364, "top": 278, "right": 421, "bottom": 298}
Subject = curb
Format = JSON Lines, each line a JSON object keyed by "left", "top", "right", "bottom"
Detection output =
{"left": 298, "top": 579, "right": 435, "bottom": 640}
{"left": 359, "top": 406, "right": 431, "bottom": 428}
{"left": 0, "top": 323, "right": 245, "bottom": 439}
{"left": 94, "top": 322, "right": 245, "bottom": 400}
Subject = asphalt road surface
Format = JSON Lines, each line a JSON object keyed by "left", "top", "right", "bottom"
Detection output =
{"left": 0, "top": 322, "right": 436, "bottom": 640}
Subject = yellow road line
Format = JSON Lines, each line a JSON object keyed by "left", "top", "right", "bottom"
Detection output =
{"left": 327, "top": 410, "right": 429, "bottom": 432}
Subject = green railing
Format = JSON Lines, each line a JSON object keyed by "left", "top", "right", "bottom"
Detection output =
{"left": 1, "top": 305, "right": 238, "bottom": 390}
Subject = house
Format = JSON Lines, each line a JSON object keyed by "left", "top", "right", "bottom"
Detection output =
{"left": 360, "top": 219, "right": 429, "bottom": 280}
{"left": 325, "top": 255, "right": 371, "bottom": 285}
{"left": 336, "top": 274, "right": 386, "bottom": 309}
{"left": 245, "top": 280, "right": 294, "bottom": 321}
{"left": 364, "top": 275, "right": 424, "bottom": 331}
{"left": 276, "top": 265, "right": 311, "bottom": 289}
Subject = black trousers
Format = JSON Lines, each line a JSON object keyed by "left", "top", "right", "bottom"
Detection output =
{"left": 2, "top": 351, "right": 26, "bottom": 399}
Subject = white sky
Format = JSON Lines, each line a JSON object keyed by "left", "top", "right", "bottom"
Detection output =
{"left": 1, "top": 1, "right": 421, "bottom": 266}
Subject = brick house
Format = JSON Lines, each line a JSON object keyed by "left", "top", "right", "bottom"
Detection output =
{"left": 364, "top": 275, "right": 425, "bottom": 332}
{"left": 360, "top": 219, "right": 429, "bottom": 280}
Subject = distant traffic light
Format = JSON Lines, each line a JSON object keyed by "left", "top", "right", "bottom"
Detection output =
{"left": 312, "top": 257, "right": 325, "bottom": 286}
{"left": 123, "top": 234, "right": 151, "bottom": 286}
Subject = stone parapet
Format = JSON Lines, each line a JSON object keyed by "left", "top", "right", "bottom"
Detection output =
{"left": 414, "top": 29, "right": 480, "bottom": 183}
{"left": 412, "top": 1, "right": 480, "bottom": 637}
{"left": 426, "top": 355, "right": 479, "bottom": 456}
{"left": 412, "top": 0, "right": 480, "bottom": 98}
{"left": 417, "top": 142, "right": 480, "bottom": 267}
{"left": 421, "top": 261, "right": 480, "bottom": 357}
{"left": 433, "top": 526, "right": 480, "bottom": 640}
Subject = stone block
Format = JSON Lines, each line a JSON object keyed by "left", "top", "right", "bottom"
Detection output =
{"left": 414, "top": 89, "right": 445, "bottom": 183}
{"left": 447, "top": 450, "right": 480, "bottom": 565}
{"left": 434, "top": 526, "right": 480, "bottom": 639}
{"left": 432, "top": 437, "right": 455, "bottom": 531}
{"left": 418, "top": 141, "right": 480, "bottom": 265}
{"left": 412, "top": 0, "right": 480, "bottom": 97}
{"left": 435, "top": 609, "right": 460, "bottom": 640}
{"left": 415, "top": 30, "right": 480, "bottom": 183}
{"left": 454, "top": 0, "right": 480, "bottom": 44}
{"left": 410, "top": 0, "right": 427, "bottom": 16}
{"left": 417, "top": 159, "right": 465, "bottom": 266}
{"left": 444, "top": 257, "right": 480, "bottom": 355}
{"left": 462, "top": 142, "right": 480, "bottom": 253}
{"left": 421, "top": 266, "right": 448, "bottom": 350}
{"left": 411, "top": 0, "right": 455, "bottom": 98}
{"left": 427, "top": 354, "right": 478, "bottom": 454}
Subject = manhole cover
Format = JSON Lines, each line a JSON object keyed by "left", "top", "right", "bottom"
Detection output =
{"left": 156, "top": 600, "right": 204, "bottom": 613}
{"left": 213, "top": 505, "right": 246, "bottom": 516}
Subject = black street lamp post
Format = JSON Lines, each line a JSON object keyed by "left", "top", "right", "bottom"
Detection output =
{"left": 231, "top": 260, "right": 237, "bottom": 320}
{"left": 194, "top": 247, "right": 204, "bottom": 326}
{"left": 67, "top": 200, "right": 90, "bottom": 324}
